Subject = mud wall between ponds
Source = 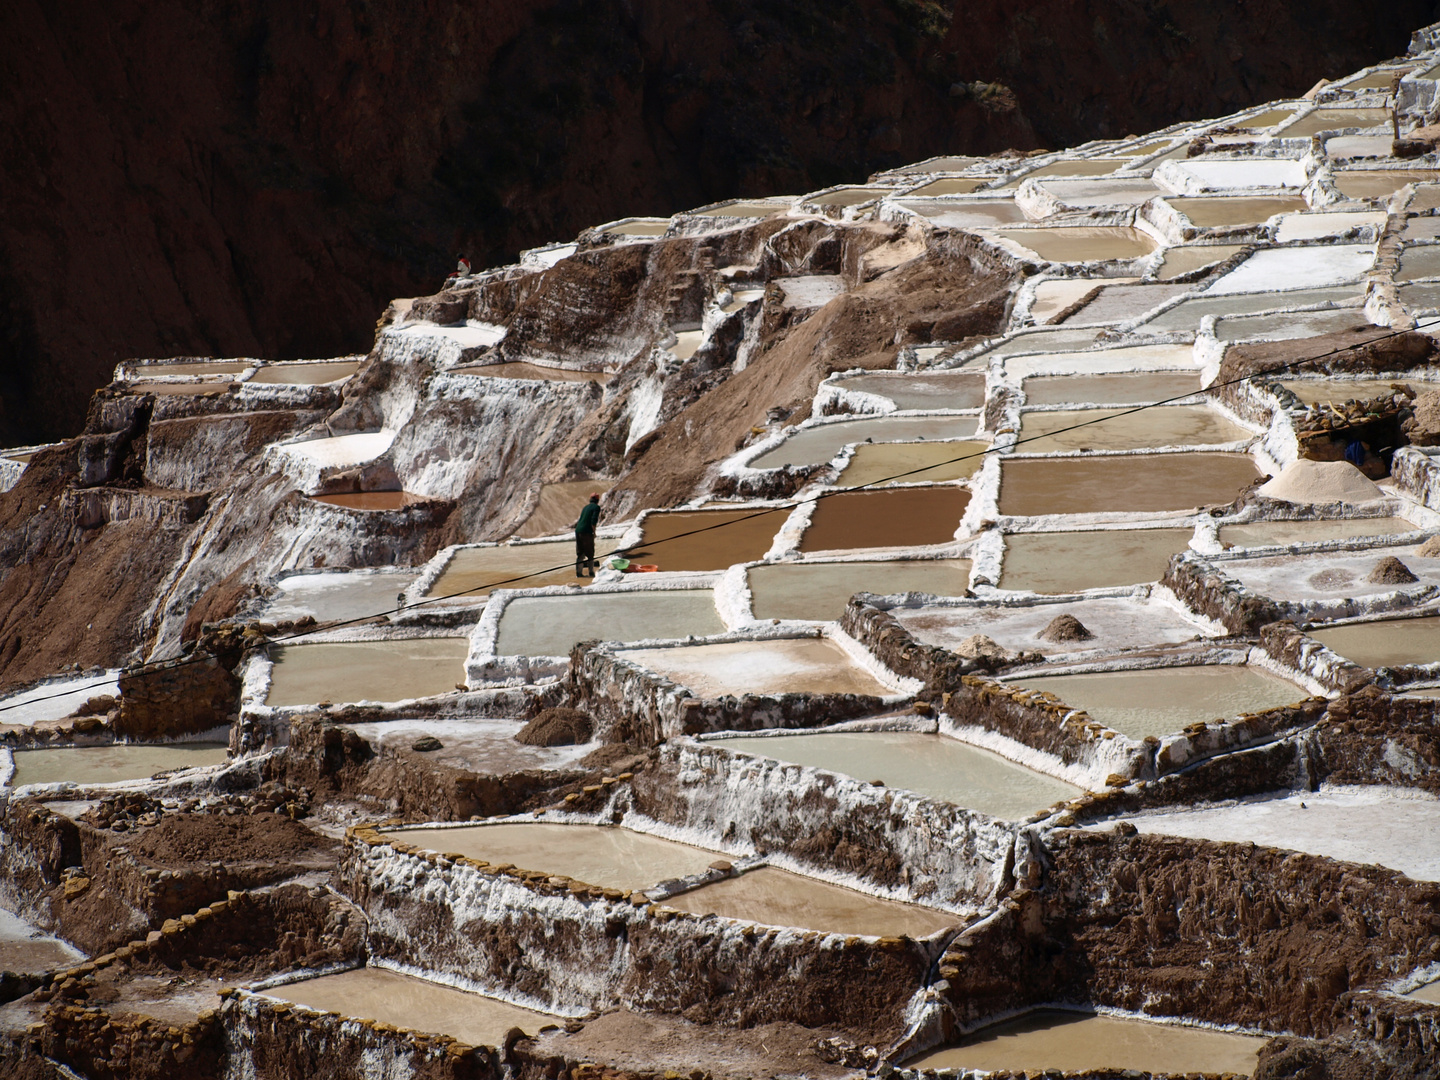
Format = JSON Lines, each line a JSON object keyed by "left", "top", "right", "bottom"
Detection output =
{"left": 340, "top": 832, "right": 932, "bottom": 1044}
{"left": 940, "top": 831, "right": 1440, "bottom": 1037}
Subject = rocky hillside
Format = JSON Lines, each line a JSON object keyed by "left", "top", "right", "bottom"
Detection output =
{"left": 0, "top": 0, "right": 1428, "bottom": 445}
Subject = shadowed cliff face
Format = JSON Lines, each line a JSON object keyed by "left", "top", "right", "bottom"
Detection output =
{"left": 0, "top": 0, "right": 1428, "bottom": 444}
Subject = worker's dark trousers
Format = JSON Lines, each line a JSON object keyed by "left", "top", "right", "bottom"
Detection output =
{"left": 575, "top": 531, "right": 596, "bottom": 576}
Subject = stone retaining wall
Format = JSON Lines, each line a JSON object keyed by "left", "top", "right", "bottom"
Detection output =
{"left": 1258, "top": 621, "right": 1374, "bottom": 695}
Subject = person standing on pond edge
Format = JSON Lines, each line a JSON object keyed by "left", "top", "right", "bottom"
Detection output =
{"left": 575, "top": 493, "right": 602, "bottom": 577}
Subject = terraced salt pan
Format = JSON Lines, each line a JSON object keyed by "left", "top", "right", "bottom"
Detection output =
{"left": 1205, "top": 245, "right": 1375, "bottom": 295}
{"left": 603, "top": 220, "right": 669, "bottom": 236}
{"left": 1154, "top": 245, "right": 1246, "bottom": 279}
{"left": 993, "top": 227, "right": 1158, "bottom": 263}
{"left": 248, "top": 361, "right": 360, "bottom": 385}
{"left": 0, "top": 906, "right": 84, "bottom": 972}
{"left": 345, "top": 720, "right": 593, "bottom": 773}
{"left": 1340, "top": 67, "right": 1416, "bottom": 89}
{"left": 895, "top": 199, "right": 1029, "bottom": 229}
{"left": 129, "top": 361, "right": 251, "bottom": 377}
{"left": 385, "top": 822, "right": 724, "bottom": 893}
{"left": 715, "top": 731, "right": 1079, "bottom": 818}
{"left": 974, "top": 328, "right": 1111, "bottom": 361}
{"left": 263, "top": 967, "right": 559, "bottom": 1045}
{"left": 9, "top": 744, "right": 230, "bottom": 789}
{"left": 721, "top": 289, "right": 765, "bottom": 313}
{"left": 1236, "top": 108, "right": 1299, "bottom": 129}
{"left": 494, "top": 592, "right": 725, "bottom": 657}
{"left": 1167, "top": 159, "right": 1308, "bottom": 189}
{"left": 1015, "top": 405, "right": 1250, "bottom": 452}
{"left": 451, "top": 362, "right": 610, "bottom": 383}
{"left": 668, "top": 331, "right": 704, "bottom": 360}
{"left": 1220, "top": 517, "right": 1414, "bottom": 548}
{"left": 1035, "top": 178, "right": 1163, "bottom": 208}
{"left": 837, "top": 440, "right": 989, "bottom": 486}
{"left": 1004, "top": 159, "right": 1131, "bottom": 183}
{"left": 265, "top": 639, "right": 471, "bottom": 706}
{"left": 310, "top": 492, "right": 423, "bottom": 511}
{"left": 1136, "top": 285, "right": 1364, "bottom": 334}
{"left": 426, "top": 540, "right": 618, "bottom": 600}
{"left": 635, "top": 509, "right": 784, "bottom": 571}
{"left": 264, "top": 571, "right": 417, "bottom": 624}
{"left": 801, "top": 487, "right": 971, "bottom": 552}
{"left": 666, "top": 865, "right": 960, "bottom": 938}
{"left": 515, "top": 481, "right": 614, "bottom": 539}
{"left": 1102, "top": 788, "right": 1440, "bottom": 882}
{"left": 1276, "top": 211, "right": 1388, "bottom": 242}
{"left": 1402, "top": 215, "right": 1440, "bottom": 240}
{"left": 831, "top": 371, "right": 985, "bottom": 410}
{"left": 746, "top": 560, "right": 973, "bottom": 621}
{"left": 620, "top": 638, "right": 896, "bottom": 698}
{"left": 277, "top": 431, "right": 394, "bottom": 468}
{"left": 906, "top": 1012, "right": 1267, "bottom": 1074}
{"left": 1408, "top": 981, "right": 1440, "bottom": 1003}
{"left": 1310, "top": 615, "right": 1440, "bottom": 669}
{"left": 898, "top": 595, "right": 1209, "bottom": 657}
{"left": 999, "top": 529, "right": 1194, "bottom": 592}
{"left": 903, "top": 177, "right": 993, "bottom": 196}
{"left": 137, "top": 383, "right": 231, "bottom": 397}
{"left": 1008, "top": 666, "right": 1307, "bottom": 739}
{"left": 1281, "top": 110, "right": 1393, "bottom": 137}
{"left": 692, "top": 200, "right": 791, "bottom": 218}
{"left": 1002, "top": 343, "right": 1197, "bottom": 380}
{"left": 1221, "top": 544, "right": 1440, "bottom": 601}
{"left": 1215, "top": 309, "right": 1372, "bottom": 342}
{"left": 1022, "top": 371, "right": 1202, "bottom": 406}
{"left": 1334, "top": 171, "right": 1440, "bottom": 200}
{"left": 808, "top": 187, "right": 891, "bottom": 207}
{"left": 1167, "top": 196, "right": 1307, "bottom": 228}
{"left": 1059, "top": 284, "right": 1191, "bottom": 326}
{"left": 1028, "top": 279, "right": 1114, "bottom": 324}
{"left": 776, "top": 276, "right": 845, "bottom": 310}
{"left": 1398, "top": 244, "right": 1440, "bottom": 281}
{"left": 751, "top": 416, "right": 978, "bottom": 469}
{"left": 997, "top": 454, "right": 1260, "bottom": 517}
{"left": 1324, "top": 134, "right": 1394, "bottom": 160}
{"left": 0, "top": 671, "right": 122, "bottom": 726}
{"left": 1281, "top": 377, "right": 1440, "bottom": 404}
{"left": 1399, "top": 281, "right": 1440, "bottom": 311}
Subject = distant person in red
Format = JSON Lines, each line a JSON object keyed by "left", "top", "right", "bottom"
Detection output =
{"left": 574, "top": 493, "right": 602, "bottom": 577}
{"left": 445, "top": 254, "right": 472, "bottom": 284}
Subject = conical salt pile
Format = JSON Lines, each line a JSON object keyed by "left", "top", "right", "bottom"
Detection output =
{"left": 1256, "top": 460, "right": 1382, "bottom": 504}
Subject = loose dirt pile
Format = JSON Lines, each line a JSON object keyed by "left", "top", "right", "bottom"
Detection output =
{"left": 515, "top": 707, "right": 594, "bottom": 746}
{"left": 1256, "top": 459, "right": 1383, "bottom": 503}
{"left": 126, "top": 813, "right": 333, "bottom": 867}
{"left": 1039, "top": 613, "right": 1095, "bottom": 642}
{"left": 1416, "top": 535, "right": 1440, "bottom": 557}
{"left": 1367, "top": 556, "right": 1419, "bottom": 584}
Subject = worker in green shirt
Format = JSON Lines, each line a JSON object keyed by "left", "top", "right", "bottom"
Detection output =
{"left": 574, "top": 493, "right": 602, "bottom": 577}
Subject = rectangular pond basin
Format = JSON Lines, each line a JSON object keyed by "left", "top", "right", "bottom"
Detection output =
{"left": 130, "top": 361, "right": 251, "bottom": 377}
{"left": 837, "top": 439, "right": 990, "bottom": 486}
{"left": 1007, "top": 666, "right": 1307, "bottom": 739}
{"left": 1154, "top": 245, "right": 1246, "bottom": 280}
{"left": 998, "top": 454, "right": 1260, "bottom": 517}
{"left": 831, "top": 371, "right": 985, "bottom": 410}
{"left": 603, "top": 220, "right": 669, "bottom": 236}
{"left": 1310, "top": 615, "right": 1440, "bottom": 669}
{"left": 1334, "top": 171, "right": 1440, "bottom": 200}
{"left": 898, "top": 595, "right": 1208, "bottom": 656}
{"left": 264, "top": 571, "right": 418, "bottom": 624}
{"left": 9, "top": 744, "right": 230, "bottom": 788}
{"left": 904, "top": 177, "right": 992, "bottom": 196}
{"left": 1216, "top": 309, "right": 1372, "bottom": 342}
{"left": 0, "top": 671, "right": 122, "bottom": 727}
{"left": 1220, "top": 517, "right": 1414, "bottom": 548}
{"left": 751, "top": 416, "right": 978, "bottom": 470}
{"left": 993, "top": 227, "right": 1158, "bottom": 263}
{"left": 1398, "top": 244, "right": 1440, "bottom": 281}
{"left": 451, "top": 362, "right": 610, "bottom": 384}
{"left": 620, "top": 638, "right": 896, "bottom": 698}
{"left": 263, "top": 967, "right": 558, "bottom": 1045}
{"left": 279, "top": 431, "right": 393, "bottom": 468}
{"left": 1006, "top": 160, "right": 1131, "bottom": 182}
{"left": 747, "top": 560, "right": 972, "bottom": 621}
{"left": 346, "top": 720, "right": 592, "bottom": 773}
{"left": 1282, "top": 110, "right": 1393, "bottom": 137}
{"left": 1238, "top": 107, "right": 1299, "bottom": 129}
{"left": 134, "top": 383, "right": 231, "bottom": 397}
{"left": 634, "top": 508, "right": 784, "bottom": 571}
{"left": 265, "top": 639, "right": 471, "bottom": 706}
{"left": 1207, "top": 245, "right": 1375, "bottom": 295}
{"left": 1016, "top": 406, "right": 1249, "bottom": 453}
{"left": 1136, "top": 286, "right": 1364, "bottom": 334}
{"left": 0, "top": 906, "right": 84, "bottom": 973}
{"left": 1167, "top": 196, "right": 1307, "bottom": 228}
{"left": 1036, "top": 178, "right": 1163, "bottom": 209}
{"left": 905, "top": 1011, "right": 1267, "bottom": 1075}
{"left": 386, "top": 822, "right": 725, "bottom": 893}
{"left": 309, "top": 492, "right": 424, "bottom": 511}
{"left": 1004, "top": 343, "right": 1197, "bottom": 381}
{"left": 1283, "top": 377, "right": 1440, "bottom": 405}
{"left": 1023, "top": 371, "right": 1202, "bottom": 406}
{"left": 692, "top": 200, "right": 791, "bottom": 218}
{"left": 665, "top": 865, "right": 959, "bottom": 938}
{"left": 495, "top": 591, "right": 725, "bottom": 656}
{"left": 427, "top": 540, "right": 618, "bottom": 601}
{"left": 1100, "top": 787, "right": 1440, "bottom": 882}
{"left": 1408, "top": 981, "right": 1440, "bottom": 1004}
{"left": 999, "top": 529, "right": 1193, "bottom": 591}
{"left": 1060, "top": 283, "right": 1191, "bottom": 326}
{"left": 249, "top": 361, "right": 360, "bottom": 385}
{"left": 896, "top": 199, "right": 1030, "bottom": 229}
{"left": 515, "top": 481, "right": 614, "bottom": 539}
{"left": 800, "top": 487, "right": 971, "bottom": 552}
{"left": 716, "top": 731, "right": 1080, "bottom": 819}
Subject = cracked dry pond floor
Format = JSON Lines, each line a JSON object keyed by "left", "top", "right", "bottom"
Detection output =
{"left": 8, "top": 744, "right": 230, "bottom": 788}
{"left": 265, "top": 638, "right": 471, "bottom": 705}
{"left": 619, "top": 639, "right": 896, "bottom": 698}
{"left": 713, "top": 731, "right": 1080, "bottom": 819}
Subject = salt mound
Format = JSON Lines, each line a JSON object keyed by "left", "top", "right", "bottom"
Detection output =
{"left": 1039, "top": 613, "right": 1095, "bottom": 643}
{"left": 1417, "top": 535, "right": 1440, "bottom": 558}
{"left": 955, "top": 634, "right": 1012, "bottom": 660}
{"left": 1367, "top": 556, "right": 1419, "bottom": 584}
{"left": 1256, "top": 460, "right": 1383, "bottom": 504}
{"left": 516, "top": 707, "right": 593, "bottom": 746}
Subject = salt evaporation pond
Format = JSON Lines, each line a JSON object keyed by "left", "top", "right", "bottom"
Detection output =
{"left": 426, "top": 540, "right": 618, "bottom": 600}
{"left": 265, "top": 639, "right": 471, "bottom": 705}
{"left": 1215, "top": 309, "right": 1371, "bottom": 342}
{"left": 801, "top": 487, "right": 970, "bottom": 552}
{"left": 1223, "top": 545, "right": 1440, "bottom": 601}
{"left": 809, "top": 186, "right": 891, "bottom": 208}
{"left": 0, "top": 670, "right": 122, "bottom": 726}
{"left": 1104, "top": 788, "right": 1440, "bottom": 882}
{"left": 494, "top": 592, "right": 725, "bottom": 656}
{"left": 1334, "top": 170, "right": 1440, "bottom": 200}
{"left": 1238, "top": 107, "right": 1299, "bottom": 129}
{"left": 1398, "top": 244, "right": 1440, "bottom": 281}
{"left": 906, "top": 1011, "right": 1267, "bottom": 1074}
{"left": 264, "top": 571, "right": 418, "bottom": 624}
{"left": 900, "top": 199, "right": 1030, "bottom": 229}
{"left": 9, "top": 744, "right": 230, "bottom": 788}
{"left": 717, "top": 731, "right": 1080, "bottom": 819}
{"left": 1310, "top": 615, "right": 1440, "bottom": 669}
{"left": 1154, "top": 244, "right": 1247, "bottom": 279}
{"left": 248, "top": 361, "right": 360, "bottom": 384}
{"left": 904, "top": 177, "right": 992, "bottom": 196}
{"left": 669, "top": 331, "right": 704, "bottom": 360}
{"left": 310, "top": 492, "right": 423, "bottom": 511}
{"left": 1408, "top": 981, "right": 1440, "bottom": 1003}
{"left": 746, "top": 560, "right": 972, "bottom": 621}
{"left": 1206, "top": 246, "right": 1375, "bottom": 295}
{"left": 620, "top": 639, "right": 896, "bottom": 698}
{"left": 1219, "top": 517, "right": 1414, "bottom": 548}
{"left": 998, "top": 454, "right": 1259, "bottom": 516}
{"left": 1166, "top": 196, "right": 1307, "bottom": 228}
{"left": 515, "top": 481, "right": 613, "bottom": 539}
{"left": 1136, "top": 286, "right": 1363, "bottom": 334}
{"left": 1035, "top": 178, "right": 1163, "bottom": 209}
{"left": 1022, "top": 371, "right": 1202, "bottom": 406}
{"left": 386, "top": 822, "right": 724, "bottom": 893}
{"left": 993, "top": 227, "right": 1158, "bottom": 262}
{"left": 451, "top": 362, "right": 609, "bottom": 384}
{"left": 1276, "top": 210, "right": 1388, "bottom": 241}
{"left": 1058, "top": 283, "right": 1190, "bottom": 326}
{"left": 750, "top": 416, "right": 978, "bottom": 469}
{"left": 0, "top": 905, "right": 84, "bottom": 972}
{"left": 279, "top": 431, "right": 393, "bottom": 468}
{"left": 1016, "top": 405, "right": 1250, "bottom": 452}
{"left": 129, "top": 361, "right": 251, "bottom": 377}
{"left": 603, "top": 219, "right": 669, "bottom": 236}
{"left": 1002, "top": 343, "right": 1196, "bottom": 380}
{"left": 1282, "top": 109, "right": 1394, "bottom": 137}
{"left": 693, "top": 200, "right": 791, "bottom": 218}
{"left": 1000, "top": 529, "right": 1193, "bottom": 592}
{"left": 265, "top": 967, "right": 558, "bottom": 1044}
{"left": 836, "top": 439, "right": 989, "bottom": 486}
{"left": 347, "top": 720, "right": 592, "bottom": 774}
{"left": 831, "top": 371, "right": 986, "bottom": 410}
{"left": 721, "top": 288, "right": 765, "bottom": 312}
{"left": 1010, "top": 666, "right": 1306, "bottom": 739}
{"left": 1281, "top": 377, "right": 1439, "bottom": 405}
{"left": 1006, "top": 159, "right": 1130, "bottom": 182}
{"left": 635, "top": 508, "right": 783, "bottom": 571}
{"left": 666, "top": 866, "right": 959, "bottom": 938}
{"left": 899, "top": 596, "right": 1207, "bottom": 656}
{"left": 137, "top": 383, "right": 231, "bottom": 397}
